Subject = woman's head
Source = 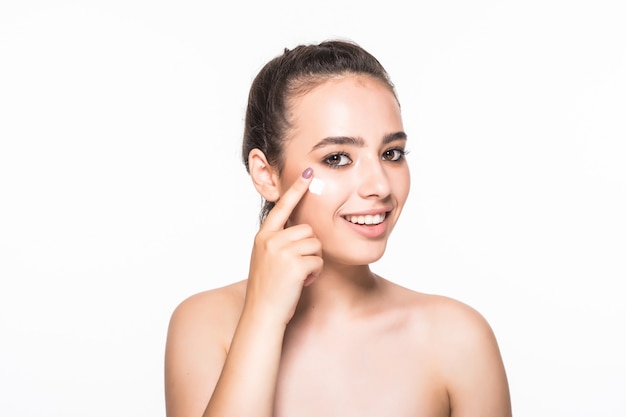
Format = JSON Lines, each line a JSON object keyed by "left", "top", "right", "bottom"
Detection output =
{"left": 242, "top": 40, "right": 398, "bottom": 223}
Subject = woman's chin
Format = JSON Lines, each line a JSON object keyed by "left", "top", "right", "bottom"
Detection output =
{"left": 322, "top": 245, "right": 387, "bottom": 267}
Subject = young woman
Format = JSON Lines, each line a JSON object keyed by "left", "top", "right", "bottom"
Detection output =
{"left": 164, "top": 40, "right": 512, "bottom": 417}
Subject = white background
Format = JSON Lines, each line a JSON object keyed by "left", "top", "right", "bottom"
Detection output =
{"left": 1, "top": 1, "right": 624, "bottom": 416}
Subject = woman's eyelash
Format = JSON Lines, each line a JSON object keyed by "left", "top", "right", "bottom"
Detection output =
{"left": 383, "top": 147, "right": 410, "bottom": 161}
{"left": 321, "top": 148, "right": 409, "bottom": 167}
{"left": 322, "top": 152, "right": 352, "bottom": 168}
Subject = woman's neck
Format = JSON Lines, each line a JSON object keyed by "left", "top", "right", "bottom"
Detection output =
{"left": 293, "top": 262, "right": 383, "bottom": 322}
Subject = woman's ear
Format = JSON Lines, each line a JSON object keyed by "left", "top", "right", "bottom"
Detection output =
{"left": 248, "top": 149, "right": 281, "bottom": 203}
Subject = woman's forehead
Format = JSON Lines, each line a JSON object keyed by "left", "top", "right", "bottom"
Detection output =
{"left": 281, "top": 85, "right": 403, "bottom": 157}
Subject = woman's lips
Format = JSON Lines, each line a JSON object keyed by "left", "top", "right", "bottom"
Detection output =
{"left": 341, "top": 211, "right": 390, "bottom": 238}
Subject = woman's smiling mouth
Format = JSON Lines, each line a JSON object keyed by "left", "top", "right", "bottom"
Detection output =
{"left": 342, "top": 212, "right": 387, "bottom": 225}
{"left": 340, "top": 210, "right": 391, "bottom": 239}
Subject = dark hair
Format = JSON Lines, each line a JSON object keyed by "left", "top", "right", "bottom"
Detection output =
{"left": 242, "top": 39, "right": 397, "bottom": 224}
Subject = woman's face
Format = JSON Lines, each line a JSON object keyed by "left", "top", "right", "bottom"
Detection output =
{"left": 279, "top": 74, "right": 410, "bottom": 266}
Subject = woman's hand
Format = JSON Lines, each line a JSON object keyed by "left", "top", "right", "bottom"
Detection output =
{"left": 244, "top": 167, "right": 323, "bottom": 325}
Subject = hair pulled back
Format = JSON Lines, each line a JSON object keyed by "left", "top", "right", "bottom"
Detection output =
{"left": 242, "top": 39, "right": 397, "bottom": 224}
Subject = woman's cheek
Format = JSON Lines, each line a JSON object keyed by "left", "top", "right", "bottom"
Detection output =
{"left": 310, "top": 175, "right": 346, "bottom": 198}
{"left": 289, "top": 170, "right": 351, "bottom": 226}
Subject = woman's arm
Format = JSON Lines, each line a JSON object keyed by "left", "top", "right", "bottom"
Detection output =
{"left": 438, "top": 299, "right": 512, "bottom": 417}
{"left": 164, "top": 291, "right": 231, "bottom": 417}
{"left": 165, "top": 169, "right": 322, "bottom": 417}
{"left": 202, "top": 303, "right": 288, "bottom": 416}
{"left": 164, "top": 290, "right": 288, "bottom": 417}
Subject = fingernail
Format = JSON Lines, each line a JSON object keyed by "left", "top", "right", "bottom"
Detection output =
{"left": 302, "top": 167, "right": 313, "bottom": 179}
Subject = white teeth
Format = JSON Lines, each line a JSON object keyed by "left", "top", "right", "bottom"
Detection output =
{"left": 344, "top": 212, "right": 386, "bottom": 225}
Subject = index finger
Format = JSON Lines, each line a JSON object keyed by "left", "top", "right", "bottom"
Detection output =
{"left": 262, "top": 167, "right": 314, "bottom": 231}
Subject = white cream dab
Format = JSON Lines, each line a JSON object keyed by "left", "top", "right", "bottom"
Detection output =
{"left": 308, "top": 177, "right": 325, "bottom": 195}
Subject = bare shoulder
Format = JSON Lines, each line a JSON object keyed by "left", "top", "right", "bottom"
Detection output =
{"left": 382, "top": 281, "right": 512, "bottom": 416}
{"left": 164, "top": 281, "right": 247, "bottom": 417}
{"left": 165, "top": 280, "right": 247, "bottom": 363}
{"left": 168, "top": 280, "right": 247, "bottom": 335}
{"left": 416, "top": 291, "right": 495, "bottom": 341}
{"left": 382, "top": 280, "right": 494, "bottom": 336}
{"left": 390, "top": 283, "right": 504, "bottom": 369}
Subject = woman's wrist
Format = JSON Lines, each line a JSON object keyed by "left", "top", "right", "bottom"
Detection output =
{"left": 240, "top": 300, "right": 291, "bottom": 332}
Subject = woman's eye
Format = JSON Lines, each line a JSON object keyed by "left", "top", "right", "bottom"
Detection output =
{"left": 323, "top": 153, "right": 352, "bottom": 167}
{"left": 382, "top": 148, "right": 406, "bottom": 161}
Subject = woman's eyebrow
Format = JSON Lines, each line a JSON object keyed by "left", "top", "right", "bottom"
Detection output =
{"left": 309, "top": 131, "right": 407, "bottom": 153}
{"left": 310, "top": 136, "right": 365, "bottom": 152}
{"left": 383, "top": 131, "right": 408, "bottom": 144}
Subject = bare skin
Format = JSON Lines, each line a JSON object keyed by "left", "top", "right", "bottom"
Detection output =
{"left": 164, "top": 75, "right": 511, "bottom": 417}
{"left": 165, "top": 278, "right": 510, "bottom": 417}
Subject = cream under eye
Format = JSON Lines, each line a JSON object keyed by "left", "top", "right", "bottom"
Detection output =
{"left": 322, "top": 152, "right": 352, "bottom": 168}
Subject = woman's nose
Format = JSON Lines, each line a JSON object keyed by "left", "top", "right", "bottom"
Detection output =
{"left": 356, "top": 157, "right": 391, "bottom": 199}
